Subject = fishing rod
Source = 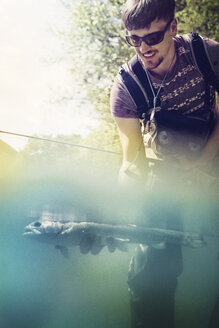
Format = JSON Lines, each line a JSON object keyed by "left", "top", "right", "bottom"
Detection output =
{"left": 0, "top": 130, "right": 121, "bottom": 155}
{"left": 0, "top": 129, "right": 182, "bottom": 166}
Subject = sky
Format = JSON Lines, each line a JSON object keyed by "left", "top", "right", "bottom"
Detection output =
{"left": 0, "top": 0, "right": 98, "bottom": 150}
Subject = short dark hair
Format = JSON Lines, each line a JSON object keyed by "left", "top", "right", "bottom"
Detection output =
{"left": 122, "top": 0, "right": 175, "bottom": 30}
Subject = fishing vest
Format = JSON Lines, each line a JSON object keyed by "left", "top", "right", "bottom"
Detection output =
{"left": 119, "top": 33, "right": 219, "bottom": 159}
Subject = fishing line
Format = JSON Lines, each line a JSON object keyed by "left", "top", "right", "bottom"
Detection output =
{"left": 0, "top": 130, "right": 122, "bottom": 156}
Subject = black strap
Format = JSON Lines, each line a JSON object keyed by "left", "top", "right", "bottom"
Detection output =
{"left": 129, "top": 56, "right": 155, "bottom": 109}
{"left": 119, "top": 55, "right": 159, "bottom": 118}
{"left": 119, "top": 34, "right": 218, "bottom": 118}
{"left": 119, "top": 66, "right": 149, "bottom": 118}
{"left": 190, "top": 32, "right": 219, "bottom": 93}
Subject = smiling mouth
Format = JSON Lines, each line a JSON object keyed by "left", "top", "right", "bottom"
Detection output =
{"left": 143, "top": 51, "right": 156, "bottom": 58}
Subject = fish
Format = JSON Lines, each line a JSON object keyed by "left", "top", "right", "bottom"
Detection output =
{"left": 23, "top": 215, "right": 207, "bottom": 258}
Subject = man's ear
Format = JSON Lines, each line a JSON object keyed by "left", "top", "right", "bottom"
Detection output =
{"left": 171, "top": 18, "right": 177, "bottom": 37}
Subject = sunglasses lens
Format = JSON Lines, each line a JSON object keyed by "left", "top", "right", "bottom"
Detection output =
{"left": 126, "top": 31, "right": 164, "bottom": 47}
{"left": 126, "top": 35, "right": 141, "bottom": 47}
{"left": 146, "top": 32, "right": 164, "bottom": 46}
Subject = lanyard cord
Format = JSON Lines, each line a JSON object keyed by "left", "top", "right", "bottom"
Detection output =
{"left": 145, "top": 52, "right": 176, "bottom": 121}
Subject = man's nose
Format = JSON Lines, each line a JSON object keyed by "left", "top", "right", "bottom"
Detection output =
{"left": 139, "top": 40, "right": 151, "bottom": 53}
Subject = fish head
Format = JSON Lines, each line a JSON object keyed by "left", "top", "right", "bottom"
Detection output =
{"left": 24, "top": 220, "right": 66, "bottom": 243}
{"left": 24, "top": 219, "right": 82, "bottom": 246}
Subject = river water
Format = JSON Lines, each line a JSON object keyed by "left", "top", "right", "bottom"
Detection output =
{"left": 0, "top": 176, "right": 219, "bottom": 328}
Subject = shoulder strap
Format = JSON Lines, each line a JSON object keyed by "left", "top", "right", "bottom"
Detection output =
{"left": 119, "top": 35, "right": 219, "bottom": 119}
{"left": 119, "top": 55, "right": 155, "bottom": 118}
{"left": 189, "top": 32, "right": 219, "bottom": 93}
{"left": 129, "top": 56, "right": 155, "bottom": 108}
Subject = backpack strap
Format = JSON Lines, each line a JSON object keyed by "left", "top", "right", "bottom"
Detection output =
{"left": 119, "top": 34, "right": 219, "bottom": 119}
{"left": 119, "top": 55, "right": 155, "bottom": 118}
{"left": 129, "top": 55, "right": 155, "bottom": 109}
{"left": 189, "top": 32, "right": 219, "bottom": 93}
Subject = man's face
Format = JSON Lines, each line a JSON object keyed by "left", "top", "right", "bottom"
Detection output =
{"left": 126, "top": 19, "right": 177, "bottom": 72}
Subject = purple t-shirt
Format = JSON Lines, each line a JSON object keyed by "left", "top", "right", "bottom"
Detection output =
{"left": 110, "top": 35, "right": 218, "bottom": 119}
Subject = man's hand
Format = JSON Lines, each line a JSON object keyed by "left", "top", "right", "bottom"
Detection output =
{"left": 79, "top": 233, "right": 104, "bottom": 255}
{"left": 115, "top": 117, "right": 148, "bottom": 189}
{"left": 79, "top": 233, "right": 128, "bottom": 255}
{"left": 118, "top": 162, "right": 146, "bottom": 188}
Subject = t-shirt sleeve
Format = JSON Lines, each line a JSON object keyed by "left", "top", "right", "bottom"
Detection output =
{"left": 110, "top": 76, "right": 139, "bottom": 118}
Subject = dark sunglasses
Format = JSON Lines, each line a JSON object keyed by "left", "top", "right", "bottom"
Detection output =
{"left": 125, "top": 20, "right": 172, "bottom": 47}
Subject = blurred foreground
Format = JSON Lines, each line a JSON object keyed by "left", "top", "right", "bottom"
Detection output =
{"left": 0, "top": 139, "right": 219, "bottom": 328}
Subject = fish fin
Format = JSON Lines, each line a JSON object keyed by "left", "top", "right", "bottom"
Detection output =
{"left": 55, "top": 245, "right": 69, "bottom": 259}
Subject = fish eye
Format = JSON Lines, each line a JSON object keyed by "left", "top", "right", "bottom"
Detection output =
{"left": 34, "top": 221, "right": 41, "bottom": 227}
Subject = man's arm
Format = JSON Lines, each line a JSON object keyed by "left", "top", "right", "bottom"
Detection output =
{"left": 115, "top": 117, "right": 148, "bottom": 188}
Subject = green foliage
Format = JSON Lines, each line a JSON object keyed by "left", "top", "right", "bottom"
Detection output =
{"left": 17, "top": 131, "right": 121, "bottom": 183}
{"left": 175, "top": 0, "right": 187, "bottom": 11}
{"left": 66, "top": 0, "right": 134, "bottom": 121}
{"left": 60, "top": 0, "right": 135, "bottom": 163}
{"left": 17, "top": 134, "right": 83, "bottom": 179}
{"left": 176, "top": 0, "right": 219, "bottom": 41}
{"left": 82, "top": 120, "right": 122, "bottom": 177}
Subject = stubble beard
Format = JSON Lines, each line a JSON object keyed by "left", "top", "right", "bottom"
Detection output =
{"left": 139, "top": 52, "right": 164, "bottom": 71}
{"left": 147, "top": 57, "right": 164, "bottom": 71}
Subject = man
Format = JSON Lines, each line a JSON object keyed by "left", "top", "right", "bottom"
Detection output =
{"left": 110, "top": 0, "right": 219, "bottom": 327}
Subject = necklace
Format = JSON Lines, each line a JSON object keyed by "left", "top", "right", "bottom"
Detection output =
{"left": 145, "top": 52, "right": 176, "bottom": 122}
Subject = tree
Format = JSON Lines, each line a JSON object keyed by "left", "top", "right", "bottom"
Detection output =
{"left": 62, "top": 0, "right": 134, "bottom": 122}
{"left": 16, "top": 130, "right": 121, "bottom": 183}
{"left": 17, "top": 134, "right": 84, "bottom": 179}
{"left": 59, "top": 0, "right": 133, "bottom": 169}
{"left": 176, "top": 0, "right": 219, "bottom": 41}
